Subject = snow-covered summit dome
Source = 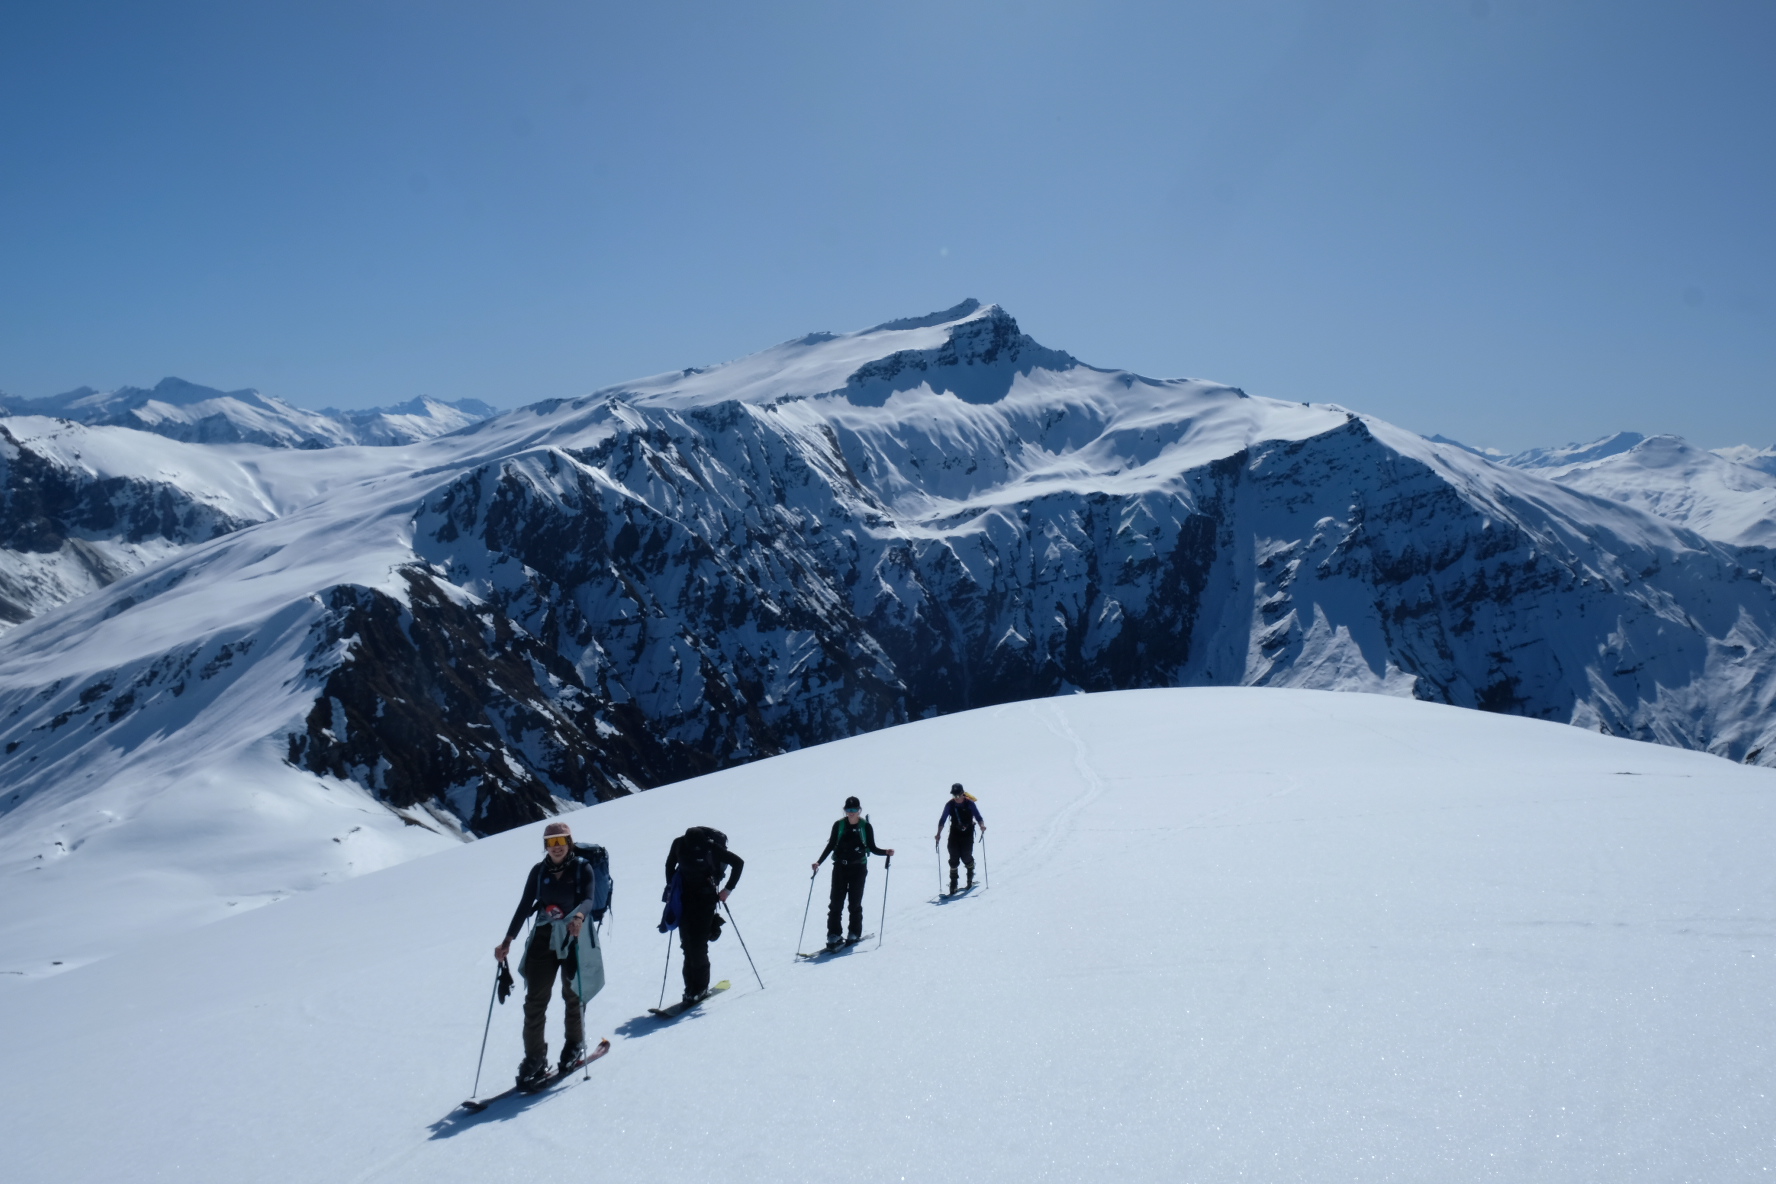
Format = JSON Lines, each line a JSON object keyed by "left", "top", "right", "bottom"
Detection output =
{"left": 612, "top": 299, "right": 1078, "bottom": 410}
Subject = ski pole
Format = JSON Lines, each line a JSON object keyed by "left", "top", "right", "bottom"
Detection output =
{"left": 722, "top": 899, "right": 765, "bottom": 990}
{"left": 935, "top": 836, "right": 942, "bottom": 895}
{"left": 469, "top": 960, "right": 502, "bottom": 1100}
{"left": 983, "top": 831, "right": 989, "bottom": 889}
{"left": 877, "top": 854, "right": 892, "bottom": 948}
{"left": 795, "top": 866, "right": 816, "bottom": 960}
{"left": 657, "top": 930, "right": 673, "bottom": 1011}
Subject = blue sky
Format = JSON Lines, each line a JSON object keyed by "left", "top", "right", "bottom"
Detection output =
{"left": 1, "top": 1, "right": 1771, "bottom": 451}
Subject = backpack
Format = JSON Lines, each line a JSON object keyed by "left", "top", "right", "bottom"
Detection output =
{"left": 835, "top": 815, "right": 872, "bottom": 861}
{"left": 679, "top": 826, "right": 728, "bottom": 889}
{"left": 574, "top": 843, "right": 614, "bottom": 916}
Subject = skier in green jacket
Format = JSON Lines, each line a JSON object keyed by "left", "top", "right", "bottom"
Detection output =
{"left": 812, "top": 796, "right": 893, "bottom": 951}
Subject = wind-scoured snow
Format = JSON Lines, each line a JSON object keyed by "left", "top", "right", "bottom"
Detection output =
{"left": 0, "top": 689, "right": 1770, "bottom": 1182}
{"left": 5, "top": 300, "right": 1776, "bottom": 984}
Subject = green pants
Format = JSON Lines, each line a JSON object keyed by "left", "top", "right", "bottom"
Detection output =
{"left": 521, "top": 928, "right": 584, "bottom": 1060}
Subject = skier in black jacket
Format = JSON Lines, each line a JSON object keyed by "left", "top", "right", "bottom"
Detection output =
{"left": 494, "top": 821, "right": 603, "bottom": 1087}
{"left": 812, "top": 796, "right": 894, "bottom": 950}
{"left": 664, "top": 827, "right": 744, "bottom": 1009}
{"left": 935, "top": 782, "right": 986, "bottom": 894}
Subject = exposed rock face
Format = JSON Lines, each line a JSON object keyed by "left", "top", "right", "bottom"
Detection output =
{"left": 280, "top": 391, "right": 1776, "bottom": 834}
{"left": 287, "top": 572, "right": 703, "bottom": 833}
{"left": 0, "top": 423, "right": 255, "bottom": 626}
{"left": 6, "top": 303, "right": 1776, "bottom": 848}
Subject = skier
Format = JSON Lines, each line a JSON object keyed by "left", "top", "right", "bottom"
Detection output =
{"left": 493, "top": 821, "right": 604, "bottom": 1088}
{"left": 663, "top": 826, "right": 744, "bottom": 1011}
{"left": 935, "top": 782, "right": 986, "bottom": 894}
{"left": 812, "top": 796, "right": 894, "bottom": 951}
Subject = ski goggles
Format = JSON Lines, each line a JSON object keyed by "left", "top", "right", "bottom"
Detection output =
{"left": 543, "top": 834, "right": 572, "bottom": 849}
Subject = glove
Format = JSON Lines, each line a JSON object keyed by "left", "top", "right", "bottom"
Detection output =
{"left": 496, "top": 959, "right": 515, "bottom": 1004}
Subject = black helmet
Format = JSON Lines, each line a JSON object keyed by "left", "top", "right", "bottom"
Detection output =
{"left": 843, "top": 795, "right": 861, "bottom": 811}
{"left": 950, "top": 783, "right": 965, "bottom": 796}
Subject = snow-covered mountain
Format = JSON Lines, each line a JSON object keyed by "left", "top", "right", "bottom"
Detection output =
{"left": 0, "top": 412, "right": 464, "bottom": 631}
{"left": 1713, "top": 442, "right": 1776, "bottom": 477}
{"left": 1500, "top": 432, "right": 1776, "bottom": 548}
{"left": 5, "top": 300, "right": 1776, "bottom": 973}
{"left": 4, "top": 690, "right": 1772, "bottom": 1180}
{"left": 0, "top": 387, "right": 497, "bottom": 630}
{"left": 7, "top": 377, "right": 495, "bottom": 449}
{"left": 1451, "top": 428, "right": 1776, "bottom": 549}
{"left": 1503, "top": 430, "right": 1649, "bottom": 470}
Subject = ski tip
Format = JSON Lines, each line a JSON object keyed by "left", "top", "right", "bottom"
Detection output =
{"left": 714, "top": 979, "right": 731, "bottom": 989}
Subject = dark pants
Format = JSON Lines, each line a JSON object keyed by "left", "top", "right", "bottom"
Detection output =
{"left": 947, "top": 829, "right": 976, "bottom": 881}
{"left": 521, "top": 930, "right": 584, "bottom": 1061}
{"left": 679, "top": 889, "right": 719, "bottom": 1001}
{"left": 827, "top": 861, "right": 867, "bottom": 938}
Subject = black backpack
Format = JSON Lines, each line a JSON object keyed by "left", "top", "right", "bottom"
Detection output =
{"left": 679, "top": 826, "right": 728, "bottom": 889}
{"left": 574, "top": 843, "right": 614, "bottom": 916}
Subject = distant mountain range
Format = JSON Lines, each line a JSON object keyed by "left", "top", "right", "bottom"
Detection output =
{"left": 2, "top": 300, "right": 1774, "bottom": 968}
{"left": 1430, "top": 430, "right": 1776, "bottom": 548}
{"left": 0, "top": 382, "right": 498, "bottom": 627}
{"left": 0, "top": 377, "right": 496, "bottom": 449}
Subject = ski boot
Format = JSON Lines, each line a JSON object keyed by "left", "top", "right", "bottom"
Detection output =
{"left": 844, "top": 931, "right": 863, "bottom": 946}
{"left": 966, "top": 866, "right": 975, "bottom": 889}
{"left": 824, "top": 933, "right": 843, "bottom": 952}
{"left": 558, "top": 1040, "right": 586, "bottom": 1073}
{"left": 948, "top": 872, "right": 959, "bottom": 895}
{"left": 516, "top": 1052, "right": 550, "bottom": 1090}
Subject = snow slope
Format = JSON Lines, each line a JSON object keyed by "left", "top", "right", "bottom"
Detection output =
{"left": 0, "top": 414, "right": 457, "bottom": 629}
{"left": 0, "top": 689, "right": 1771, "bottom": 1182}
{"left": 6, "top": 300, "right": 1776, "bottom": 987}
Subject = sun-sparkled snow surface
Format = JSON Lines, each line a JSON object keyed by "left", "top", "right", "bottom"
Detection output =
{"left": 1, "top": 688, "right": 1771, "bottom": 1183}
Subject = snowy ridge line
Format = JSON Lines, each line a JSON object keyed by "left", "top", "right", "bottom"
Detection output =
{"left": 3, "top": 300, "right": 1776, "bottom": 980}
{"left": 3, "top": 377, "right": 497, "bottom": 450}
{"left": 1436, "top": 427, "right": 1776, "bottom": 548}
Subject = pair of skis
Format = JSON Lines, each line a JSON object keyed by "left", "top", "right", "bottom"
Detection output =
{"left": 647, "top": 978, "right": 731, "bottom": 1020}
{"left": 796, "top": 933, "right": 874, "bottom": 960}
{"left": 459, "top": 1037, "right": 611, "bottom": 1113}
{"left": 462, "top": 976, "right": 735, "bottom": 1111}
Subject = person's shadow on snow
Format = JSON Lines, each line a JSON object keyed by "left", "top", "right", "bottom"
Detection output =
{"left": 427, "top": 1076, "right": 588, "bottom": 1139}
{"left": 611, "top": 1007, "right": 710, "bottom": 1039}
